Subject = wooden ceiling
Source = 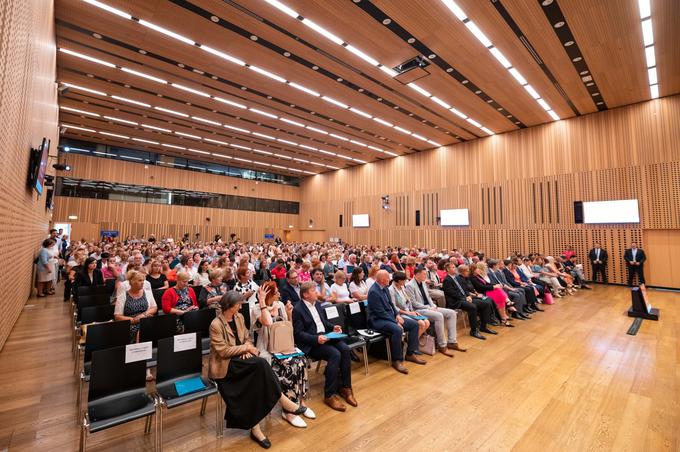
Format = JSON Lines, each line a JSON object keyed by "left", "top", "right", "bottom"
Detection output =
{"left": 55, "top": 0, "right": 680, "bottom": 177}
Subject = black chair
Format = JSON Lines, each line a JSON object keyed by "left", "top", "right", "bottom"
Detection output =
{"left": 152, "top": 288, "right": 167, "bottom": 307}
{"left": 321, "top": 304, "right": 369, "bottom": 375}
{"left": 182, "top": 309, "right": 216, "bottom": 355}
{"left": 80, "top": 305, "right": 115, "bottom": 324}
{"left": 76, "top": 320, "right": 131, "bottom": 410}
{"left": 346, "top": 302, "right": 392, "bottom": 366}
{"left": 77, "top": 284, "right": 107, "bottom": 298}
{"left": 80, "top": 345, "right": 158, "bottom": 452}
{"left": 139, "top": 314, "right": 178, "bottom": 368}
{"left": 104, "top": 278, "right": 116, "bottom": 295}
{"left": 72, "top": 294, "right": 111, "bottom": 355}
{"left": 155, "top": 334, "right": 221, "bottom": 445}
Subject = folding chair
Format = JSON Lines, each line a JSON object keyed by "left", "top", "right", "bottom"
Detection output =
{"left": 322, "top": 304, "right": 370, "bottom": 375}
{"left": 182, "top": 309, "right": 216, "bottom": 355}
{"left": 76, "top": 320, "right": 131, "bottom": 411}
{"left": 80, "top": 345, "right": 158, "bottom": 452}
{"left": 155, "top": 333, "right": 221, "bottom": 448}
{"left": 139, "top": 314, "right": 178, "bottom": 368}
{"left": 347, "top": 302, "right": 392, "bottom": 365}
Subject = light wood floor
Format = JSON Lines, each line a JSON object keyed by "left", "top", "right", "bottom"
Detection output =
{"left": 0, "top": 285, "right": 678, "bottom": 451}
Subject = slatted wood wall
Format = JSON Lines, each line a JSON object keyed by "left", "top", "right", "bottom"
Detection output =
{"left": 53, "top": 153, "right": 300, "bottom": 242}
{"left": 0, "top": 0, "right": 58, "bottom": 349}
{"left": 299, "top": 96, "right": 680, "bottom": 285}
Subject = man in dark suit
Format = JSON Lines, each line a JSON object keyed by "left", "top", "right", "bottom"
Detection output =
{"left": 624, "top": 242, "right": 646, "bottom": 286}
{"left": 293, "top": 282, "right": 356, "bottom": 411}
{"left": 279, "top": 269, "right": 302, "bottom": 305}
{"left": 487, "top": 259, "right": 530, "bottom": 319}
{"left": 442, "top": 263, "right": 497, "bottom": 340}
{"left": 367, "top": 270, "right": 425, "bottom": 374}
{"left": 588, "top": 243, "right": 608, "bottom": 283}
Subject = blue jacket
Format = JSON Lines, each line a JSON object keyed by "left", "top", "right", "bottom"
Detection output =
{"left": 292, "top": 301, "right": 333, "bottom": 354}
{"left": 279, "top": 280, "right": 302, "bottom": 306}
{"left": 366, "top": 283, "right": 398, "bottom": 326}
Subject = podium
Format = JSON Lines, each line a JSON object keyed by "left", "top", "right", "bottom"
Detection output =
{"left": 627, "top": 284, "right": 659, "bottom": 321}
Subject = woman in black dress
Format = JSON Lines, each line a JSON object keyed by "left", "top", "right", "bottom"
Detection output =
{"left": 146, "top": 260, "right": 169, "bottom": 290}
{"left": 209, "top": 291, "right": 308, "bottom": 449}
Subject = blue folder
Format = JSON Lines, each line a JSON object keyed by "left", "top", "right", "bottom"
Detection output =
{"left": 274, "top": 350, "right": 305, "bottom": 360}
{"left": 324, "top": 332, "right": 348, "bottom": 340}
{"left": 174, "top": 376, "right": 206, "bottom": 397}
{"left": 404, "top": 314, "right": 427, "bottom": 320}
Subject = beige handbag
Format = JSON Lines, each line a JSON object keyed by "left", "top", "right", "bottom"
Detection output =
{"left": 418, "top": 333, "right": 436, "bottom": 356}
{"left": 267, "top": 321, "right": 296, "bottom": 354}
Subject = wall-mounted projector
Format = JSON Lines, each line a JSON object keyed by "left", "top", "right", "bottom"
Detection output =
{"left": 393, "top": 55, "right": 431, "bottom": 84}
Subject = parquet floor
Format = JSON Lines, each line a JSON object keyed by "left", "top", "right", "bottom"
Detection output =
{"left": 0, "top": 284, "right": 677, "bottom": 451}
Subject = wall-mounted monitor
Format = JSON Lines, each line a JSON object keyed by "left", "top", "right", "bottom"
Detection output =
{"left": 440, "top": 208, "right": 470, "bottom": 226}
{"left": 582, "top": 199, "right": 640, "bottom": 224}
{"left": 352, "top": 214, "right": 370, "bottom": 228}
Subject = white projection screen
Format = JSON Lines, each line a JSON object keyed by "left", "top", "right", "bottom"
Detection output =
{"left": 352, "top": 214, "right": 370, "bottom": 228}
{"left": 440, "top": 209, "right": 470, "bottom": 226}
{"left": 583, "top": 199, "right": 640, "bottom": 224}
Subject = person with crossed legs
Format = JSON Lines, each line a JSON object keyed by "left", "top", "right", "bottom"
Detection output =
{"left": 367, "top": 270, "right": 425, "bottom": 374}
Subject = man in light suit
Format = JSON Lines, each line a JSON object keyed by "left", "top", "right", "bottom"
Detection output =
{"left": 367, "top": 270, "right": 425, "bottom": 374}
{"left": 424, "top": 258, "right": 446, "bottom": 307}
{"left": 588, "top": 243, "right": 608, "bottom": 283}
{"left": 624, "top": 243, "right": 646, "bottom": 286}
{"left": 406, "top": 267, "right": 466, "bottom": 356}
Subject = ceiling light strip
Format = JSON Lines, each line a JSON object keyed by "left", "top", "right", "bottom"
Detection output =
{"left": 440, "top": 0, "right": 559, "bottom": 121}
{"left": 263, "top": 0, "right": 488, "bottom": 136}
{"left": 637, "top": 0, "right": 659, "bottom": 99}
{"left": 80, "top": 0, "right": 443, "bottom": 150}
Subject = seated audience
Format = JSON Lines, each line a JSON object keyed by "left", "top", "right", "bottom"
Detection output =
{"left": 146, "top": 260, "right": 169, "bottom": 290}
{"left": 160, "top": 271, "right": 198, "bottom": 332}
{"left": 424, "top": 258, "right": 446, "bottom": 307}
{"left": 312, "top": 268, "right": 334, "bottom": 304}
{"left": 194, "top": 260, "right": 211, "bottom": 286}
{"left": 199, "top": 269, "right": 227, "bottom": 310}
{"left": 388, "top": 272, "right": 430, "bottom": 340}
{"left": 210, "top": 291, "right": 309, "bottom": 449}
{"left": 251, "top": 282, "right": 313, "bottom": 428}
{"left": 233, "top": 267, "right": 259, "bottom": 306}
{"left": 348, "top": 268, "right": 369, "bottom": 302}
{"left": 442, "top": 264, "right": 497, "bottom": 339}
{"left": 487, "top": 259, "right": 530, "bottom": 320}
{"left": 279, "top": 269, "right": 301, "bottom": 305}
{"left": 367, "top": 270, "right": 425, "bottom": 374}
{"left": 330, "top": 271, "right": 353, "bottom": 304}
{"left": 406, "top": 267, "right": 465, "bottom": 356}
{"left": 470, "top": 263, "right": 515, "bottom": 327}
{"left": 293, "top": 282, "right": 357, "bottom": 411}
{"left": 77, "top": 256, "right": 104, "bottom": 287}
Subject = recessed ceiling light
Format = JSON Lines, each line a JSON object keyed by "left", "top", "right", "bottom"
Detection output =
{"left": 382, "top": 18, "right": 391, "bottom": 25}
{"left": 564, "top": 41, "right": 574, "bottom": 47}
{"left": 407, "top": 37, "right": 415, "bottom": 43}
{"left": 554, "top": 21, "right": 565, "bottom": 28}
{"left": 572, "top": 57, "right": 582, "bottom": 62}
{"left": 210, "top": 15, "right": 219, "bottom": 22}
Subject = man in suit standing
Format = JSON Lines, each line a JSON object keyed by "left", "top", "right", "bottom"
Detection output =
{"left": 442, "top": 263, "right": 497, "bottom": 340}
{"left": 367, "top": 270, "right": 425, "bottom": 374}
{"left": 293, "top": 282, "right": 356, "bottom": 411}
{"left": 624, "top": 242, "right": 646, "bottom": 286}
{"left": 588, "top": 243, "right": 608, "bottom": 283}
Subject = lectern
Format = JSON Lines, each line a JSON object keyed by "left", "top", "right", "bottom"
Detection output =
{"left": 628, "top": 284, "right": 659, "bottom": 321}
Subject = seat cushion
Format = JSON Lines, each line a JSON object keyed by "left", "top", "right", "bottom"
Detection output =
{"left": 88, "top": 392, "right": 155, "bottom": 432}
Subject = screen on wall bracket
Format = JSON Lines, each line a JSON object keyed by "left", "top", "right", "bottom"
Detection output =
{"left": 582, "top": 199, "right": 640, "bottom": 224}
{"left": 440, "top": 208, "right": 470, "bottom": 226}
{"left": 352, "top": 214, "right": 369, "bottom": 227}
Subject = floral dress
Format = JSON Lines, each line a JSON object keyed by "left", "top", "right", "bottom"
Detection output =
{"left": 173, "top": 287, "right": 194, "bottom": 333}
{"left": 123, "top": 292, "right": 149, "bottom": 343}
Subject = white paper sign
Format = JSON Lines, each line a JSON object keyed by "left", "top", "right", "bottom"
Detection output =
{"left": 349, "top": 302, "right": 361, "bottom": 314}
{"left": 325, "top": 305, "right": 339, "bottom": 319}
{"left": 174, "top": 333, "right": 197, "bottom": 352}
{"left": 125, "top": 341, "right": 152, "bottom": 363}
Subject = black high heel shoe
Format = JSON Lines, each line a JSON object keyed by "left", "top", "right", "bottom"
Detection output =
{"left": 250, "top": 432, "right": 271, "bottom": 449}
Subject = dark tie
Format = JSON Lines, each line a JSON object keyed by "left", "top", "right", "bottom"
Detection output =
{"left": 417, "top": 282, "right": 429, "bottom": 305}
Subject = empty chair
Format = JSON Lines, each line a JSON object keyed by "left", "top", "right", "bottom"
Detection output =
{"left": 155, "top": 333, "right": 221, "bottom": 447}
{"left": 76, "top": 320, "right": 131, "bottom": 410}
{"left": 182, "top": 309, "right": 216, "bottom": 355}
{"left": 77, "top": 284, "right": 107, "bottom": 298}
{"left": 80, "top": 345, "right": 158, "bottom": 452}
{"left": 80, "top": 304, "right": 115, "bottom": 325}
{"left": 139, "top": 314, "right": 177, "bottom": 367}
{"left": 75, "top": 293, "right": 110, "bottom": 322}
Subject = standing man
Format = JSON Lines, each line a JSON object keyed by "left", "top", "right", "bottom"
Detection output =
{"left": 624, "top": 242, "right": 646, "bottom": 286}
{"left": 588, "top": 243, "right": 608, "bottom": 284}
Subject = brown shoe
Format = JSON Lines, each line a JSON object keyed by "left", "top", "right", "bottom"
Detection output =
{"left": 324, "top": 395, "right": 346, "bottom": 412}
{"left": 392, "top": 361, "right": 409, "bottom": 374}
{"left": 447, "top": 343, "right": 467, "bottom": 352}
{"left": 438, "top": 347, "right": 454, "bottom": 357}
{"left": 339, "top": 387, "right": 358, "bottom": 407}
{"left": 405, "top": 354, "right": 426, "bottom": 365}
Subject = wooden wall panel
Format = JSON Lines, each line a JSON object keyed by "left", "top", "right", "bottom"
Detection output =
{"left": 60, "top": 153, "right": 299, "bottom": 201}
{"left": 54, "top": 197, "right": 297, "bottom": 243}
{"left": 299, "top": 96, "right": 680, "bottom": 285}
{"left": 0, "top": 0, "right": 58, "bottom": 349}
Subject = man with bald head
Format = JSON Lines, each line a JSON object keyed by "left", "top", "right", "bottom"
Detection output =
{"left": 367, "top": 270, "right": 425, "bottom": 374}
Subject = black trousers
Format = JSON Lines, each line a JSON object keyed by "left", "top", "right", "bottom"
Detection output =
{"left": 627, "top": 265, "right": 645, "bottom": 286}
{"left": 459, "top": 297, "right": 494, "bottom": 332}
{"left": 591, "top": 264, "right": 607, "bottom": 283}
{"left": 520, "top": 286, "right": 539, "bottom": 307}
{"left": 308, "top": 340, "right": 351, "bottom": 398}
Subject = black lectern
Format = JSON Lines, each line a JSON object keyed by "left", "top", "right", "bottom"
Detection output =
{"left": 628, "top": 284, "right": 659, "bottom": 321}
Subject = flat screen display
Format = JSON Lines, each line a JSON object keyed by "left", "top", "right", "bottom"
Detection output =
{"left": 583, "top": 199, "right": 640, "bottom": 224}
{"left": 35, "top": 138, "right": 50, "bottom": 195}
{"left": 440, "top": 208, "right": 470, "bottom": 226}
{"left": 352, "top": 214, "right": 369, "bottom": 228}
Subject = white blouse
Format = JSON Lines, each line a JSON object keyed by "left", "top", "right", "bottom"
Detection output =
{"left": 330, "top": 283, "right": 352, "bottom": 302}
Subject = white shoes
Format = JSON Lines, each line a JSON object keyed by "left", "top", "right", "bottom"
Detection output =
{"left": 302, "top": 406, "right": 316, "bottom": 419}
{"left": 282, "top": 412, "right": 307, "bottom": 428}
